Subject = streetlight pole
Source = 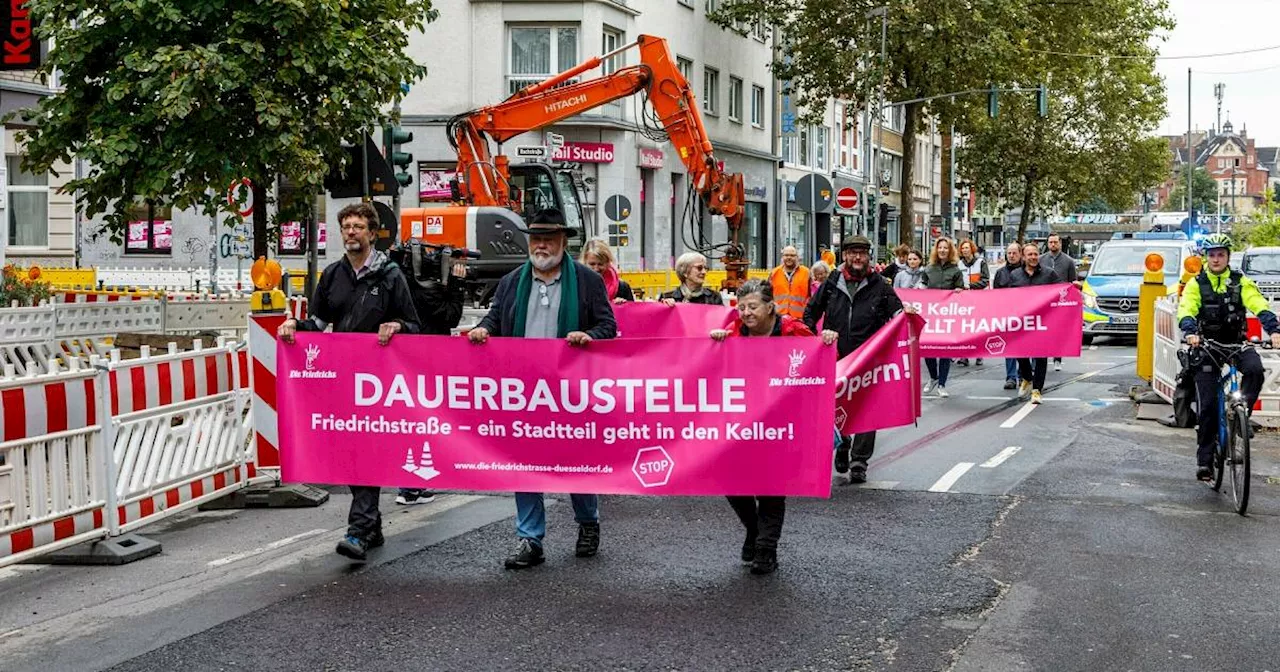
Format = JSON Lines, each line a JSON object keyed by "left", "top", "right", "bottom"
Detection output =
{"left": 865, "top": 6, "right": 887, "bottom": 248}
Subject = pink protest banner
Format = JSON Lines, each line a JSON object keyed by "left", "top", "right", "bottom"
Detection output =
{"left": 834, "top": 313, "right": 924, "bottom": 435}
{"left": 278, "top": 334, "right": 836, "bottom": 497}
{"left": 613, "top": 302, "right": 734, "bottom": 339}
{"left": 896, "top": 284, "right": 1083, "bottom": 359}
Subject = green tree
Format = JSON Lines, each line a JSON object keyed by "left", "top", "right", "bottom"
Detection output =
{"left": 958, "top": 0, "right": 1173, "bottom": 243}
{"left": 1072, "top": 196, "right": 1117, "bottom": 214}
{"left": 1162, "top": 166, "right": 1218, "bottom": 214}
{"left": 1240, "top": 188, "right": 1280, "bottom": 247}
{"left": 15, "top": 0, "right": 437, "bottom": 258}
{"left": 711, "top": 0, "right": 1025, "bottom": 245}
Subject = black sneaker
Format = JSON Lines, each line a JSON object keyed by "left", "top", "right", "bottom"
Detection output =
{"left": 1003, "top": 379, "right": 1016, "bottom": 390}
{"left": 1196, "top": 466, "right": 1214, "bottom": 482}
{"left": 848, "top": 463, "right": 868, "bottom": 484}
{"left": 336, "top": 535, "right": 370, "bottom": 562}
{"left": 396, "top": 490, "right": 436, "bottom": 505}
{"left": 975, "top": 359, "right": 984, "bottom": 366}
{"left": 956, "top": 358, "right": 970, "bottom": 367}
{"left": 504, "top": 539, "right": 545, "bottom": 570}
{"left": 834, "top": 436, "right": 851, "bottom": 475}
{"left": 575, "top": 522, "right": 600, "bottom": 558}
{"left": 367, "top": 531, "right": 385, "bottom": 549}
{"left": 750, "top": 548, "right": 778, "bottom": 575}
{"left": 741, "top": 533, "right": 757, "bottom": 564}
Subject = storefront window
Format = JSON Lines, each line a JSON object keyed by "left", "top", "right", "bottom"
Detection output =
{"left": 7, "top": 156, "right": 48, "bottom": 247}
{"left": 123, "top": 201, "right": 173, "bottom": 255}
{"left": 787, "top": 210, "right": 808, "bottom": 263}
{"left": 744, "top": 202, "right": 766, "bottom": 269}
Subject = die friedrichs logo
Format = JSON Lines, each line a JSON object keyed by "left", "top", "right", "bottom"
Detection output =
{"left": 1059, "top": 287, "right": 1069, "bottom": 303}
{"left": 788, "top": 349, "right": 806, "bottom": 377}
{"left": 289, "top": 342, "right": 336, "bottom": 379}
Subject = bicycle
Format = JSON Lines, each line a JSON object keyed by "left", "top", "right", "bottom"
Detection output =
{"left": 1189, "top": 338, "right": 1264, "bottom": 515}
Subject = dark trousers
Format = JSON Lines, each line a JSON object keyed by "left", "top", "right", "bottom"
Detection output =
{"left": 726, "top": 496, "right": 786, "bottom": 550}
{"left": 925, "top": 358, "right": 951, "bottom": 385}
{"left": 1018, "top": 358, "right": 1048, "bottom": 391}
{"left": 1195, "top": 347, "right": 1264, "bottom": 466}
{"left": 348, "top": 486, "right": 382, "bottom": 539}
{"left": 851, "top": 431, "right": 876, "bottom": 466}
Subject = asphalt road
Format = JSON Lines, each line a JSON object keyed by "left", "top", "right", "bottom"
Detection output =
{"left": 6, "top": 336, "right": 1280, "bottom": 671}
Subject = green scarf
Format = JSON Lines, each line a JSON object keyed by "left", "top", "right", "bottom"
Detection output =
{"left": 511, "top": 258, "right": 580, "bottom": 337}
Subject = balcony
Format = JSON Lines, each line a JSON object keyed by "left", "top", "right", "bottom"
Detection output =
{"left": 507, "top": 76, "right": 582, "bottom": 98}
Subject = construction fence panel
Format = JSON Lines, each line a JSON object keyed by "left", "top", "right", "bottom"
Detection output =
{"left": 0, "top": 366, "right": 109, "bottom": 568}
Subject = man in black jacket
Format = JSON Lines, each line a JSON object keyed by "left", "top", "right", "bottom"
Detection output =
{"left": 278, "top": 202, "right": 421, "bottom": 562}
{"left": 993, "top": 242, "right": 1023, "bottom": 389}
{"left": 804, "top": 235, "right": 912, "bottom": 483}
{"left": 1010, "top": 243, "right": 1061, "bottom": 404}
{"left": 469, "top": 208, "right": 617, "bottom": 570}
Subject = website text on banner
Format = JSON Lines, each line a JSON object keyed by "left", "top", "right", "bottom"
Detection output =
{"left": 277, "top": 335, "right": 836, "bottom": 497}
{"left": 835, "top": 313, "right": 925, "bottom": 435}
{"left": 613, "top": 302, "right": 734, "bottom": 339}
{"left": 896, "top": 285, "right": 1083, "bottom": 359}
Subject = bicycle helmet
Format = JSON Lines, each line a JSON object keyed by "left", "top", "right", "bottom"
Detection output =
{"left": 1201, "top": 233, "right": 1232, "bottom": 251}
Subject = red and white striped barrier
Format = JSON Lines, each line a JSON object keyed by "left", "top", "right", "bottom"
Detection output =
{"left": 247, "top": 314, "right": 286, "bottom": 475}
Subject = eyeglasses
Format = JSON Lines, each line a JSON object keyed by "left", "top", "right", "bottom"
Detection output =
{"left": 539, "top": 284, "right": 549, "bottom": 307}
{"left": 340, "top": 223, "right": 369, "bottom": 232}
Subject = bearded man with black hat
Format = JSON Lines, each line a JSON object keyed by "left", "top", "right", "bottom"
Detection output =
{"left": 469, "top": 207, "right": 617, "bottom": 569}
{"left": 804, "top": 235, "right": 914, "bottom": 483}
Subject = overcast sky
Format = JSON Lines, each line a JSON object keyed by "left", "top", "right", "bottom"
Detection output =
{"left": 1154, "top": 0, "right": 1280, "bottom": 147}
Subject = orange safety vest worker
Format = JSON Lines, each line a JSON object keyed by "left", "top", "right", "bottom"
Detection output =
{"left": 769, "top": 264, "right": 811, "bottom": 320}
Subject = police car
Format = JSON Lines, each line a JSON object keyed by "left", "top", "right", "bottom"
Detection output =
{"left": 1080, "top": 232, "right": 1199, "bottom": 343}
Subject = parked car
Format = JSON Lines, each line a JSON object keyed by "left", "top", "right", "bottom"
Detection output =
{"left": 1239, "top": 246, "right": 1280, "bottom": 302}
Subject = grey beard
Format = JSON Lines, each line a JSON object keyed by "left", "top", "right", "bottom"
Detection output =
{"left": 530, "top": 251, "right": 564, "bottom": 272}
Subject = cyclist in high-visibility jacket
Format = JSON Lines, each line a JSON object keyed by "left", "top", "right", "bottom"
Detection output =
{"left": 1177, "top": 233, "right": 1280, "bottom": 482}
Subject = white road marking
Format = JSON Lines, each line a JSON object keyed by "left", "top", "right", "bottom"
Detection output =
{"left": 928, "top": 463, "right": 975, "bottom": 493}
{"left": 859, "top": 481, "right": 899, "bottom": 490}
{"left": 967, "top": 396, "right": 1018, "bottom": 401}
{"left": 1097, "top": 397, "right": 1131, "bottom": 403}
{"left": 981, "top": 446, "right": 1022, "bottom": 468}
{"left": 1000, "top": 402, "right": 1038, "bottom": 428}
{"left": 206, "top": 528, "right": 329, "bottom": 568}
{"left": 1040, "top": 397, "right": 1082, "bottom": 402}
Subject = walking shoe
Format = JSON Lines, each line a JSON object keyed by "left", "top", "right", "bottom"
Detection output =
{"left": 848, "top": 462, "right": 868, "bottom": 484}
{"left": 1053, "top": 359, "right": 1062, "bottom": 372}
{"left": 575, "top": 522, "right": 600, "bottom": 558}
{"left": 336, "top": 535, "right": 370, "bottom": 562}
{"left": 1018, "top": 380, "right": 1032, "bottom": 398}
{"left": 1196, "top": 465, "right": 1214, "bottom": 482}
{"left": 1031, "top": 390, "right": 1043, "bottom": 404}
{"left": 367, "top": 531, "right": 385, "bottom": 549}
{"left": 1003, "top": 379, "right": 1017, "bottom": 390}
{"left": 924, "top": 379, "right": 938, "bottom": 394}
{"left": 936, "top": 385, "right": 949, "bottom": 398}
{"left": 504, "top": 539, "right": 545, "bottom": 569}
{"left": 750, "top": 548, "right": 778, "bottom": 575}
{"left": 741, "top": 532, "right": 757, "bottom": 564}
{"left": 834, "top": 436, "right": 851, "bottom": 474}
{"left": 976, "top": 359, "right": 984, "bottom": 366}
{"left": 395, "top": 490, "right": 436, "bottom": 505}
{"left": 956, "top": 358, "right": 970, "bottom": 367}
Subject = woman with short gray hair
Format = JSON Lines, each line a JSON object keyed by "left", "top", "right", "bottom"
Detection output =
{"left": 661, "top": 252, "right": 724, "bottom": 305}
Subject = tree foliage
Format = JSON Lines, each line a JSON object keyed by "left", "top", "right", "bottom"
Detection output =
{"left": 16, "top": 0, "right": 437, "bottom": 257}
{"left": 1237, "top": 188, "right": 1280, "bottom": 248}
{"left": 958, "top": 0, "right": 1173, "bottom": 243}
{"left": 1162, "top": 166, "right": 1220, "bottom": 214}
{"left": 711, "top": 0, "right": 1024, "bottom": 245}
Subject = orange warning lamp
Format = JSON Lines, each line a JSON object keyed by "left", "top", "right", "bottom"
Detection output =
{"left": 1144, "top": 253, "right": 1164, "bottom": 273}
{"left": 27, "top": 266, "right": 41, "bottom": 281}
{"left": 1183, "top": 255, "right": 1202, "bottom": 276}
{"left": 249, "top": 257, "right": 287, "bottom": 313}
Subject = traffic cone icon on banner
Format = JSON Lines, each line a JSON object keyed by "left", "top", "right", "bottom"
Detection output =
{"left": 402, "top": 441, "right": 441, "bottom": 483}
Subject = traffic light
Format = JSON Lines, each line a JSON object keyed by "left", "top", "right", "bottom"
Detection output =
{"left": 1036, "top": 83, "right": 1048, "bottom": 118}
{"left": 384, "top": 125, "right": 414, "bottom": 188}
{"left": 987, "top": 86, "right": 999, "bottom": 118}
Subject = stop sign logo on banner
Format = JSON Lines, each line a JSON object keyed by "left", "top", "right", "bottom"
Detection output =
{"left": 836, "top": 187, "right": 859, "bottom": 210}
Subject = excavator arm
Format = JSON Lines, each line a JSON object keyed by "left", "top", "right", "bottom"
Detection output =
{"left": 448, "top": 34, "right": 748, "bottom": 287}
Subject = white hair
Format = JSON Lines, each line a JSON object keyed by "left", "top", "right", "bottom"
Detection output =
{"left": 674, "top": 252, "right": 707, "bottom": 282}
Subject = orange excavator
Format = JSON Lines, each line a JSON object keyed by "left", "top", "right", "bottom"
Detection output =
{"left": 399, "top": 34, "right": 747, "bottom": 302}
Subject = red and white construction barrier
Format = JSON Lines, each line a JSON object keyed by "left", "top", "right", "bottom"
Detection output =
{"left": 248, "top": 314, "right": 286, "bottom": 474}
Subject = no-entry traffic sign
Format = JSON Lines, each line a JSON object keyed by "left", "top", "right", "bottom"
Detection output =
{"left": 836, "top": 187, "right": 859, "bottom": 210}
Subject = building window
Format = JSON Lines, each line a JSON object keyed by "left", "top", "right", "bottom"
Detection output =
{"left": 728, "top": 76, "right": 743, "bottom": 123}
{"left": 799, "top": 126, "right": 809, "bottom": 166}
{"left": 703, "top": 67, "right": 719, "bottom": 115}
{"left": 752, "top": 20, "right": 769, "bottom": 41}
{"left": 816, "top": 126, "right": 828, "bottom": 170}
{"left": 602, "top": 28, "right": 623, "bottom": 75}
{"left": 705, "top": 0, "right": 720, "bottom": 13}
{"left": 782, "top": 135, "right": 795, "bottom": 164}
{"left": 6, "top": 156, "right": 48, "bottom": 247}
{"left": 123, "top": 201, "right": 173, "bottom": 255}
{"left": 678, "top": 0, "right": 694, "bottom": 9}
{"left": 750, "top": 85, "right": 764, "bottom": 128}
{"left": 507, "top": 25, "right": 579, "bottom": 96}
{"left": 676, "top": 56, "right": 693, "bottom": 84}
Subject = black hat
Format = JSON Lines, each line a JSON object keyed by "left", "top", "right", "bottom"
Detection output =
{"left": 518, "top": 208, "right": 579, "bottom": 236}
{"left": 840, "top": 235, "right": 872, "bottom": 252}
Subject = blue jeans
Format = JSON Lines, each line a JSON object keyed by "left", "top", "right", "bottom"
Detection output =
{"left": 515, "top": 493, "right": 599, "bottom": 545}
{"left": 1005, "top": 358, "right": 1019, "bottom": 381}
{"left": 925, "top": 358, "right": 951, "bottom": 386}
